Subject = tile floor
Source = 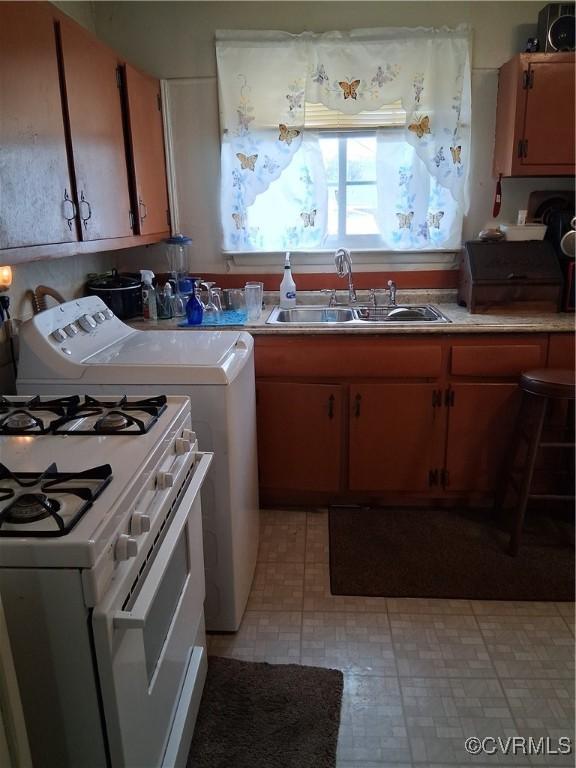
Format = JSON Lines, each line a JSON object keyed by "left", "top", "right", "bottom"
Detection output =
{"left": 208, "top": 509, "right": 575, "bottom": 767}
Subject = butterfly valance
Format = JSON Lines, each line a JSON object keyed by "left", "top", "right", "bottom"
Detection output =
{"left": 216, "top": 26, "right": 471, "bottom": 252}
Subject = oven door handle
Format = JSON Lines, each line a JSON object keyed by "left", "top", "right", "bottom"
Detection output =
{"left": 113, "top": 452, "right": 213, "bottom": 630}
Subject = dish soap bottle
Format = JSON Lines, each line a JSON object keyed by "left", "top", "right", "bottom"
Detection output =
{"left": 185, "top": 279, "right": 204, "bottom": 325}
{"left": 279, "top": 251, "right": 296, "bottom": 309}
{"left": 140, "top": 270, "right": 158, "bottom": 321}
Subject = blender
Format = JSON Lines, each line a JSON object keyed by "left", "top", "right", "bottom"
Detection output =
{"left": 165, "top": 234, "right": 193, "bottom": 316}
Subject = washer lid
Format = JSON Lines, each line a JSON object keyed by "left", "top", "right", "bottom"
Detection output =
{"left": 85, "top": 329, "right": 242, "bottom": 366}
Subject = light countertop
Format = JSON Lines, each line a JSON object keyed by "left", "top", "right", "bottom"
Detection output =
{"left": 130, "top": 290, "right": 575, "bottom": 336}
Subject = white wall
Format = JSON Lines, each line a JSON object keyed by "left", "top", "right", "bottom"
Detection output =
{"left": 94, "top": 1, "right": 574, "bottom": 275}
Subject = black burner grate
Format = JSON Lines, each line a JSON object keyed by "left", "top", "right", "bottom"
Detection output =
{"left": 0, "top": 462, "right": 113, "bottom": 537}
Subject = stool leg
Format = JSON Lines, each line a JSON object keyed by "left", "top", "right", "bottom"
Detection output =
{"left": 509, "top": 396, "right": 547, "bottom": 556}
{"left": 494, "top": 394, "right": 529, "bottom": 516}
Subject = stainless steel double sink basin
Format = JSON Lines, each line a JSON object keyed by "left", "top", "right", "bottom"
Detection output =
{"left": 266, "top": 304, "right": 451, "bottom": 325}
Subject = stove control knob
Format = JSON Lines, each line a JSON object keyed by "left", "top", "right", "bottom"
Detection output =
{"left": 93, "top": 312, "right": 106, "bottom": 324}
{"left": 51, "top": 328, "right": 67, "bottom": 343}
{"left": 182, "top": 429, "right": 196, "bottom": 443}
{"left": 64, "top": 323, "right": 79, "bottom": 337}
{"left": 157, "top": 471, "right": 174, "bottom": 490}
{"left": 78, "top": 314, "right": 98, "bottom": 332}
{"left": 115, "top": 534, "right": 138, "bottom": 561}
{"left": 175, "top": 438, "right": 191, "bottom": 455}
{"left": 103, "top": 308, "right": 114, "bottom": 319}
{"left": 130, "top": 512, "right": 151, "bottom": 536}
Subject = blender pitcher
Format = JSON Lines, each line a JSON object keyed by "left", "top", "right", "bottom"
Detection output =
{"left": 165, "top": 234, "right": 193, "bottom": 316}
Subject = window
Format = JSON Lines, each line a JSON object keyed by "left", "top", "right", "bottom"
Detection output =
{"left": 216, "top": 27, "right": 471, "bottom": 253}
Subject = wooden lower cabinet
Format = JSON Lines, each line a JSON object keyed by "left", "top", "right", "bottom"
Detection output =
{"left": 254, "top": 332, "right": 571, "bottom": 504}
{"left": 444, "top": 383, "right": 521, "bottom": 492}
{"left": 349, "top": 383, "right": 443, "bottom": 492}
{"left": 256, "top": 381, "right": 344, "bottom": 494}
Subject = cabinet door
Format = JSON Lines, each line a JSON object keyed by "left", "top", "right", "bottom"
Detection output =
{"left": 256, "top": 382, "right": 343, "bottom": 493}
{"left": 521, "top": 61, "right": 575, "bottom": 171}
{"left": 58, "top": 19, "right": 133, "bottom": 241}
{"left": 349, "top": 383, "right": 443, "bottom": 493}
{"left": 124, "top": 65, "right": 170, "bottom": 236}
{"left": 0, "top": 3, "right": 76, "bottom": 249}
{"left": 445, "top": 383, "right": 521, "bottom": 493}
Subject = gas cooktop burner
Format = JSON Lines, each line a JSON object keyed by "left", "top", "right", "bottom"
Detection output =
{"left": 4, "top": 493, "right": 61, "bottom": 523}
{"left": 52, "top": 395, "right": 168, "bottom": 435}
{"left": 0, "top": 396, "right": 81, "bottom": 435}
{"left": 96, "top": 411, "right": 130, "bottom": 431}
{"left": 0, "top": 462, "right": 113, "bottom": 537}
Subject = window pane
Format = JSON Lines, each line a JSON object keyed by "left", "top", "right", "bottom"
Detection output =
{"left": 346, "top": 136, "right": 376, "bottom": 182}
{"left": 346, "top": 183, "right": 378, "bottom": 235}
{"left": 319, "top": 137, "right": 338, "bottom": 185}
{"left": 327, "top": 185, "right": 339, "bottom": 236}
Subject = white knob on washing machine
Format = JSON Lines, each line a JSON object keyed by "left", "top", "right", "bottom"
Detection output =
{"left": 115, "top": 534, "right": 138, "bottom": 561}
{"left": 157, "top": 471, "right": 174, "bottom": 490}
{"left": 103, "top": 308, "right": 114, "bottom": 319}
{"left": 51, "top": 328, "right": 67, "bottom": 343}
{"left": 93, "top": 312, "right": 106, "bottom": 324}
{"left": 64, "top": 323, "right": 79, "bottom": 337}
{"left": 130, "top": 512, "right": 151, "bottom": 536}
{"left": 78, "top": 314, "right": 98, "bottom": 332}
{"left": 182, "top": 429, "right": 196, "bottom": 443}
{"left": 175, "top": 438, "right": 191, "bottom": 455}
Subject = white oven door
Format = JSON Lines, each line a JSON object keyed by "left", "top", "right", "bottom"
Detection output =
{"left": 92, "top": 452, "right": 212, "bottom": 768}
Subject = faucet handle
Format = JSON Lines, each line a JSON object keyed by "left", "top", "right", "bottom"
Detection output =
{"left": 387, "top": 280, "right": 397, "bottom": 306}
{"left": 321, "top": 288, "right": 337, "bottom": 306}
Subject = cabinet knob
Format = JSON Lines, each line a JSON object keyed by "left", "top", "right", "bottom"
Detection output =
{"left": 139, "top": 198, "right": 148, "bottom": 222}
{"left": 80, "top": 190, "right": 92, "bottom": 229}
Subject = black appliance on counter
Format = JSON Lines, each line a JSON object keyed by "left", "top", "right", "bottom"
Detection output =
{"left": 85, "top": 270, "right": 142, "bottom": 319}
{"left": 458, "top": 240, "right": 564, "bottom": 314}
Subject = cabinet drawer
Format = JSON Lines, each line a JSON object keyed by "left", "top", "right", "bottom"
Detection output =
{"left": 451, "top": 342, "right": 546, "bottom": 377}
{"left": 255, "top": 337, "right": 443, "bottom": 379}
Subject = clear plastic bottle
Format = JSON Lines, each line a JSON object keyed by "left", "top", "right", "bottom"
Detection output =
{"left": 140, "top": 270, "right": 158, "bottom": 321}
{"left": 279, "top": 251, "right": 297, "bottom": 309}
{"left": 157, "top": 282, "right": 174, "bottom": 319}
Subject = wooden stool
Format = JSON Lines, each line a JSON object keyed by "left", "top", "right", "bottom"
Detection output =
{"left": 496, "top": 368, "right": 575, "bottom": 556}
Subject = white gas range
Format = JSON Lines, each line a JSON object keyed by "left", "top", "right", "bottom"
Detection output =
{"left": 0, "top": 394, "right": 212, "bottom": 768}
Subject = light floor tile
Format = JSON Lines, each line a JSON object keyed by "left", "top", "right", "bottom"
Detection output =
{"left": 387, "top": 598, "right": 473, "bottom": 616}
{"left": 500, "top": 678, "right": 575, "bottom": 766}
{"left": 471, "top": 602, "right": 562, "bottom": 618}
{"left": 306, "top": 519, "right": 330, "bottom": 563}
{"left": 208, "top": 610, "right": 302, "bottom": 664}
{"left": 259, "top": 508, "right": 307, "bottom": 526}
{"left": 337, "top": 675, "right": 411, "bottom": 764}
{"left": 258, "top": 521, "right": 306, "bottom": 563}
{"left": 307, "top": 508, "right": 329, "bottom": 526}
{"left": 401, "top": 677, "right": 522, "bottom": 765}
{"left": 247, "top": 561, "right": 304, "bottom": 611}
{"left": 390, "top": 615, "right": 495, "bottom": 679}
{"left": 304, "top": 562, "right": 388, "bottom": 613}
{"left": 555, "top": 603, "right": 575, "bottom": 636}
{"left": 302, "top": 611, "right": 397, "bottom": 675}
{"left": 477, "top": 616, "right": 574, "bottom": 680}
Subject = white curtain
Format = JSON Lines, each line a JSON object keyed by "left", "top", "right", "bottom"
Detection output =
{"left": 216, "top": 26, "right": 471, "bottom": 252}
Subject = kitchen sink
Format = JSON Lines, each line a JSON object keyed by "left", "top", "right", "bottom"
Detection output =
{"left": 267, "top": 307, "right": 355, "bottom": 324}
{"left": 266, "top": 304, "right": 451, "bottom": 325}
{"left": 354, "top": 304, "right": 450, "bottom": 323}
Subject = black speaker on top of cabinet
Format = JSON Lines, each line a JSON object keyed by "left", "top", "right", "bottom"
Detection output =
{"left": 537, "top": 3, "right": 575, "bottom": 51}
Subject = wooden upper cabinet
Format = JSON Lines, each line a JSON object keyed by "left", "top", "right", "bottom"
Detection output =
{"left": 123, "top": 65, "right": 170, "bottom": 236}
{"left": 493, "top": 52, "right": 575, "bottom": 177}
{"left": 0, "top": 2, "right": 77, "bottom": 249}
{"left": 57, "top": 18, "right": 133, "bottom": 241}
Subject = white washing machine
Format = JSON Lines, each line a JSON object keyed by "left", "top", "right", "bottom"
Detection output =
{"left": 16, "top": 295, "right": 259, "bottom": 632}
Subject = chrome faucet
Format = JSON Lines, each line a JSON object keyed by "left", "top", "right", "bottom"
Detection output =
{"left": 334, "top": 248, "right": 357, "bottom": 303}
{"left": 387, "top": 279, "right": 397, "bottom": 306}
{"left": 321, "top": 288, "right": 337, "bottom": 307}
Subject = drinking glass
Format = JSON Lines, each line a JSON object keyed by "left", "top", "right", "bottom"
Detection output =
{"left": 244, "top": 282, "right": 264, "bottom": 321}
